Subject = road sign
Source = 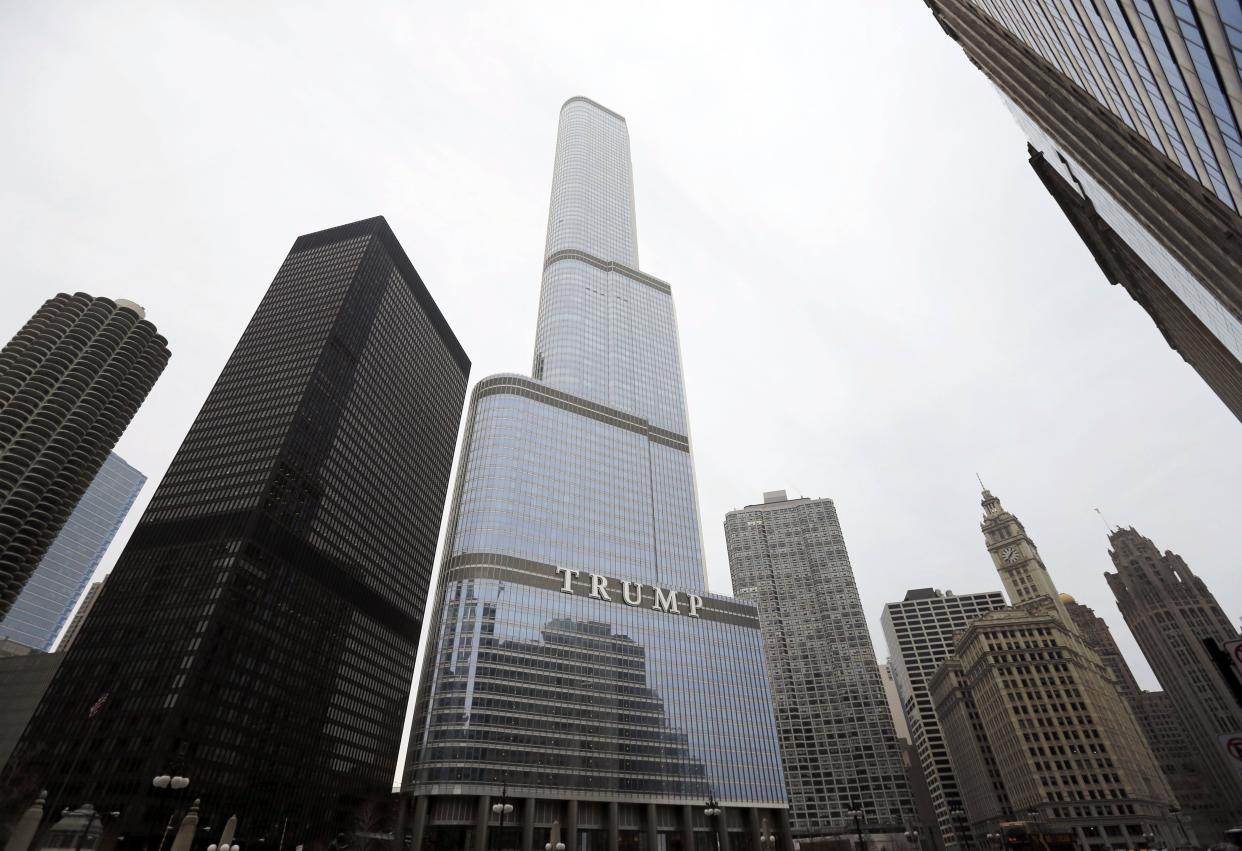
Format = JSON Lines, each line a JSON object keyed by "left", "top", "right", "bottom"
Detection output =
{"left": 1221, "top": 732, "right": 1242, "bottom": 769}
{"left": 1226, "top": 638, "right": 1242, "bottom": 679}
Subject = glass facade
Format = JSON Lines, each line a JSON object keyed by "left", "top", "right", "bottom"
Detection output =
{"left": 0, "top": 453, "right": 144, "bottom": 651}
{"left": 403, "top": 96, "right": 786, "bottom": 841}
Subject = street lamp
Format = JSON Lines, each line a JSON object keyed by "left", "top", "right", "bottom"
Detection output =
{"left": 153, "top": 773, "right": 191, "bottom": 851}
{"left": 905, "top": 828, "right": 920, "bottom": 851}
{"left": 490, "top": 783, "right": 514, "bottom": 850}
{"left": 758, "top": 817, "right": 777, "bottom": 850}
{"left": 985, "top": 833, "right": 1000, "bottom": 850}
{"left": 704, "top": 798, "right": 723, "bottom": 851}
{"left": 949, "top": 809, "right": 970, "bottom": 851}
{"left": 847, "top": 806, "right": 866, "bottom": 851}
{"left": 544, "top": 819, "right": 566, "bottom": 851}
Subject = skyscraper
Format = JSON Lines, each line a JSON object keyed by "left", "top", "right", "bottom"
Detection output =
{"left": 1105, "top": 527, "right": 1242, "bottom": 839}
{"left": 400, "top": 97, "right": 789, "bottom": 851}
{"left": 920, "top": 0, "right": 1242, "bottom": 421}
{"left": 928, "top": 490, "right": 1181, "bottom": 849}
{"left": 724, "top": 490, "right": 915, "bottom": 845}
{"left": 1061, "top": 595, "right": 1212, "bottom": 845}
{"left": 881, "top": 588, "right": 1008, "bottom": 851}
{"left": 6, "top": 217, "right": 469, "bottom": 845}
{"left": 0, "top": 453, "right": 144, "bottom": 651}
{"left": 0, "top": 294, "right": 168, "bottom": 617}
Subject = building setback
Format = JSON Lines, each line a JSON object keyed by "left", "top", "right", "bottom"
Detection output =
{"left": 725, "top": 491, "right": 915, "bottom": 844}
{"left": 0, "top": 453, "right": 144, "bottom": 651}
{"left": 400, "top": 97, "right": 789, "bottom": 851}
{"left": 5, "top": 217, "right": 470, "bottom": 846}
{"left": 919, "top": 0, "right": 1242, "bottom": 422}
{"left": 0, "top": 294, "right": 167, "bottom": 617}
{"left": 1105, "top": 527, "right": 1242, "bottom": 840}
{"left": 881, "top": 588, "right": 1007, "bottom": 851}
{"left": 1062, "top": 594, "right": 1215, "bottom": 844}
{"left": 929, "top": 490, "right": 1180, "bottom": 850}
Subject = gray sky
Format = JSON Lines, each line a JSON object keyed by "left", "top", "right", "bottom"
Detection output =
{"left": 2, "top": 0, "right": 1238, "bottom": 733}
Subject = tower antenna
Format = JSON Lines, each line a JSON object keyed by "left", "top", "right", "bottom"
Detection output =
{"left": 976, "top": 472, "right": 986, "bottom": 490}
{"left": 1094, "top": 507, "right": 1111, "bottom": 532}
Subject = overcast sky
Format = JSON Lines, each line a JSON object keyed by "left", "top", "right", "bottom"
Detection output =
{"left": 2, "top": 0, "right": 1239, "bottom": 743}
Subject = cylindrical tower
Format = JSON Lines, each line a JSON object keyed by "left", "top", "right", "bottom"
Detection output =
{"left": 0, "top": 292, "right": 169, "bottom": 616}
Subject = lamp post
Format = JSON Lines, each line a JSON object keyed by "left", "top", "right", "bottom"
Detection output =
{"left": 905, "top": 827, "right": 920, "bottom": 851}
{"left": 704, "top": 797, "right": 722, "bottom": 851}
{"left": 758, "top": 817, "right": 777, "bottom": 850}
{"left": 949, "top": 810, "right": 969, "bottom": 851}
{"left": 153, "top": 774, "right": 191, "bottom": 851}
{"left": 490, "top": 784, "right": 513, "bottom": 851}
{"left": 985, "top": 832, "right": 1000, "bottom": 851}
{"left": 544, "top": 819, "right": 566, "bottom": 851}
{"left": 847, "top": 806, "right": 866, "bottom": 851}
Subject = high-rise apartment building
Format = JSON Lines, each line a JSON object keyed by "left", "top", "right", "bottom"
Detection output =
{"left": 928, "top": 490, "right": 1181, "bottom": 849}
{"left": 6, "top": 217, "right": 470, "bottom": 846}
{"left": 921, "top": 0, "right": 1242, "bottom": 421}
{"left": 0, "top": 453, "right": 144, "bottom": 651}
{"left": 1062, "top": 595, "right": 1213, "bottom": 844}
{"left": 0, "top": 294, "right": 167, "bottom": 617}
{"left": 881, "top": 588, "right": 1007, "bottom": 851}
{"left": 724, "top": 491, "right": 914, "bottom": 844}
{"left": 400, "top": 98, "right": 788, "bottom": 851}
{"left": 1106, "top": 527, "right": 1242, "bottom": 839}
{"left": 56, "top": 580, "right": 104, "bottom": 654}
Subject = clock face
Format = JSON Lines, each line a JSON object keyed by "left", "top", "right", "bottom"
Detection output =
{"left": 1000, "top": 546, "right": 1021, "bottom": 564}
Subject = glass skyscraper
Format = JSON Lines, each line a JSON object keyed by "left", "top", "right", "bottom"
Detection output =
{"left": 922, "top": 0, "right": 1242, "bottom": 420}
{"left": 0, "top": 452, "right": 144, "bottom": 651}
{"left": 401, "top": 97, "right": 789, "bottom": 851}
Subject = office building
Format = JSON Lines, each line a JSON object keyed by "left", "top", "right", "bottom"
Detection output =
{"left": 7, "top": 217, "right": 469, "bottom": 846}
{"left": 400, "top": 98, "right": 789, "bottom": 851}
{"left": 0, "top": 294, "right": 167, "bottom": 617}
{"left": 0, "top": 453, "right": 144, "bottom": 651}
{"left": 929, "top": 490, "right": 1181, "bottom": 849}
{"left": 882, "top": 588, "right": 1007, "bottom": 851}
{"left": 57, "top": 580, "right": 105, "bottom": 654}
{"left": 725, "top": 491, "right": 914, "bottom": 844}
{"left": 881, "top": 663, "right": 945, "bottom": 851}
{"left": 1062, "top": 595, "right": 1211, "bottom": 844}
{"left": 880, "top": 663, "right": 911, "bottom": 742}
{"left": 921, "top": 0, "right": 1242, "bottom": 421}
{"left": 1106, "top": 527, "right": 1242, "bottom": 840}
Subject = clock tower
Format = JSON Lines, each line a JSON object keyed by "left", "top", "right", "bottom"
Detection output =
{"left": 979, "top": 487, "right": 1073, "bottom": 628}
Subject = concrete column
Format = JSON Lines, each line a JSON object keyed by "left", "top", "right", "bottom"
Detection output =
{"left": 748, "top": 809, "right": 762, "bottom": 851}
{"left": 681, "top": 805, "right": 695, "bottom": 851}
{"left": 410, "top": 796, "right": 429, "bottom": 851}
{"left": 716, "top": 809, "right": 731, "bottom": 851}
{"left": 776, "top": 810, "right": 794, "bottom": 851}
{"left": 522, "top": 798, "right": 536, "bottom": 851}
{"left": 391, "top": 795, "right": 409, "bottom": 851}
{"left": 607, "top": 802, "right": 620, "bottom": 851}
{"left": 474, "top": 795, "right": 492, "bottom": 851}
{"left": 645, "top": 803, "right": 658, "bottom": 851}
{"left": 566, "top": 800, "right": 579, "bottom": 851}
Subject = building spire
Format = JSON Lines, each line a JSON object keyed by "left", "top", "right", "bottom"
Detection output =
{"left": 978, "top": 488, "right": 1074, "bottom": 629}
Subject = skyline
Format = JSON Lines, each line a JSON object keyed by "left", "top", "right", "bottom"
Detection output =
{"left": 1, "top": 1, "right": 1240, "bottom": 695}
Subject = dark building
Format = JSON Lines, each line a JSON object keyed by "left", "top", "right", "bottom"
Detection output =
{"left": 6, "top": 218, "right": 469, "bottom": 847}
{"left": 1106, "top": 527, "right": 1242, "bottom": 841}
{"left": 0, "top": 294, "right": 168, "bottom": 617}
{"left": 0, "top": 640, "right": 62, "bottom": 780}
{"left": 921, "top": 0, "right": 1242, "bottom": 422}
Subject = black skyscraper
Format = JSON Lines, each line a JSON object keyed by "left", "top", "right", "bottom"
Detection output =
{"left": 6, "top": 218, "right": 469, "bottom": 846}
{"left": 0, "top": 294, "right": 168, "bottom": 617}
